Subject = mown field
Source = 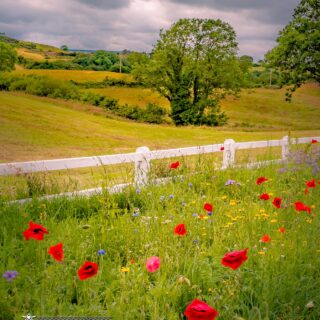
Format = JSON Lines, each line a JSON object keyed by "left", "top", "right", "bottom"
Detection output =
{"left": 1, "top": 154, "right": 320, "bottom": 319}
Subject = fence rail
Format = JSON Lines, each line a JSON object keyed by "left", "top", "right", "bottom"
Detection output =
{"left": 1, "top": 135, "right": 319, "bottom": 203}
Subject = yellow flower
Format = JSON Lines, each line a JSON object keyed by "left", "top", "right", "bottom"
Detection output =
{"left": 258, "top": 251, "right": 265, "bottom": 255}
{"left": 311, "top": 205, "right": 316, "bottom": 209}
{"left": 121, "top": 267, "right": 130, "bottom": 273}
{"left": 259, "top": 209, "right": 265, "bottom": 213}
{"left": 221, "top": 195, "right": 227, "bottom": 200}
{"left": 270, "top": 219, "right": 277, "bottom": 223}
{"left": 230, "top": 200, "right": 236, "bottom": 206}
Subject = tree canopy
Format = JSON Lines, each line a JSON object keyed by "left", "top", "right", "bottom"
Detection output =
{"left": 132, "top": 18, "right": 243, "bottom": 126}
{"left": 265, "top": 0, "right": 320, "bottom": 98}
{"left": 0, "top": 42, "right": 17, "bottom": 72}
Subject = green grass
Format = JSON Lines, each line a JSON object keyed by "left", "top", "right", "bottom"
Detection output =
{"left": 1, "top": 151, "right": 320, "bottom": 319}
{"left": 221, "top": 84, "right": 320, "bottom": 130}
{"left": 1, "top": 91, "right": 320, "bottom": 163}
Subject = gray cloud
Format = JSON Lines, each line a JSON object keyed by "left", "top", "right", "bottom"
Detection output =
{"left": 0, "top": 0, "right": 301, "bottom": 60}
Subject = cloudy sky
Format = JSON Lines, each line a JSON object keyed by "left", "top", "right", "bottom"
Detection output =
{"left": 0, "top": 0, "right": 300, "bottom": 60}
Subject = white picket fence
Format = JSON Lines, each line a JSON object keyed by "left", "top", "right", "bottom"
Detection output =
{"left": 1, "top": 135, "right": 318, "bottom": 203}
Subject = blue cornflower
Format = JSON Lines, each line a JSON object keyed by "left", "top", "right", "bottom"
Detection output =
{"left": 193, "top": 213, "right": 198, "bottom": 218}
{"left": 225, "top": 179, "right": 236, "bottom": 186}
{"left": 136, "top": 189, "right": 141, "bottom": 194}
{"left": 188, "top": 182, "right": 193, "bottom": 187}
{"left": 193, "top": 239, "right": 199, "bottom": 245}
{"left": 3, "top": 270, "right": 18, "bottom": 282}
{"left": 97, "top": 249, "right": 106, "bottom": 255}
{"left": 169, "top": 194, "right": 174, "bottom": 199}
{"left": 132, "top": 212, "right": 139, "bottom": 217}
{"left": 208, "top": 212, "right": 213, "bottom": 216}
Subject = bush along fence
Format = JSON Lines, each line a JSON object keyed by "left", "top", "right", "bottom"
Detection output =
{"left": 1, "top": 136, "right": 319, "bottom": 203}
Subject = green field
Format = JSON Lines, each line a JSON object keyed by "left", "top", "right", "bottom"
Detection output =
{"left": 1, "top": 91, "right": 319, "bottom": 162}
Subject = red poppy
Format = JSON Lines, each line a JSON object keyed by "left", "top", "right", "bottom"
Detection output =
{"left": 256, "top": 177, "right": 268, "bottom": 185}
{"left": 272, "top": 197, "right": 282, "bottom": 208}
{"left": 259, "top": 193, "right": 270, "bottom": 200}
{"left": 221, "top": 248, "right": 248, "bottom": 270}
{"left": 261, "top": 234, "right": 271, "bottom": 242}
{"left": 294, "top": 201, "right": 311, "bottom": 214}
{"left": 278, "top": 227, "right": 286, "bottom": 233}
{"left": 203, "top": 202, "right": 213, "bottom": 212}
{"left": 48, "top": 243, "right": 63, "bottom": 261}
{"left": 77, "top": 261, "right": 98, "bottom": 280}
{"left": 170, "top": 161, "right": 180, "bottom": 169}
{"left": 220, "top": 146, "right": 224, "bottom": 151}
{"left": 184, "top": 299, "right": 219, "bottom": 320}
{"left": 174, "top": 223, "right": 187, "bottom": 236}
{"left": 23, "top": 221, "right": 48, "bottom": 241}
{"left": 311, "top": 139, "right": 318, "bottom": 144}
{"left": 306, "top": 179, "right": 316, "bottom": 188}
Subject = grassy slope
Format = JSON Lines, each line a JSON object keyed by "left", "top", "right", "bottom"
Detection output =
{"left": 220, "top": 84, "right": 320, "bottom": 129}
{"left": 13, "top": 69, "right": 132, "bottom": 82}
{"left": 1, "top": 91, "right": 320, "bottom": 162}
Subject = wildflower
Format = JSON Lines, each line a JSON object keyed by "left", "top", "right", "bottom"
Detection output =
{"left": 311, "top": 139, "right": 318, "bottom": 144}
{"left": 77, "top": 261, "right": 98, "bottom": 280}
{"left": 169, "top": 194, "right": 174, "bottom": 199}
{"left": 294, "top": 201, "right": 311, "bottom": 214}
{"left": 261, "top": 234, "right": 271, "bottom": 243}
{"left": 306, "top": 301, "right": 315, "bottom": 309}
{"left": 260, "top": 193, "right": 270, "bottom": 200}
{"left": 192, "top": 213, "right": 198, "bottom": 218}
{"left": 188, "top": 182, "right": 193, "bottom": 187}
{"left": 225, "top": 179, "right": 236, "bottom": 186}
{"left": 220, "top": 146, "right": 224, "bottom": 151}
{"left": 170, "top": 161, "right": 180, "bottom": 169}
{"left": 160, "top": 196, "right": 165, "bottom": 201}
{"left": 48, "top": 243, "right": 63, "bottom": 261}
{"left": 258, "top": 251, "right": 265, "bottom": 255}
{"left": 278, "top": 227, "right": 286, "bottom": 233}
{"left": 208, "top": 212, "right": 212, "bottom": 216}
{"left": 130, "top": 259, "right": 135, "bottom": 264}
{"left": 23, "top": 221, "right": 48, "bottom": 241}
{"left": 121, "top": 267, "right": 130, "bottom": 273}
{"left": 221, "top": 248, "right": 248, "bottom": 270}
{"left": 184, "top": 299, "right": 218, "bottom": 320}
{"left": 306, "top": 179, "right": 316, "bottom": 188}
{"left": 174, "top": 224, "right": 187, "bottom": 236}
{"left": 2, "top": 271, "right": 18, "bottom": 282}
{"left": 136, "top": 189, "right": 141, "bottom": 194}
{"left": 272, "top": 197, "right": 282, "bottom": 209}
{"left": 181, "top": 202, "right": 186, "bottom": 207}
{"left": 97, "top": 249, "right": 106, "bottom": 255}
{"left": 146, "top": 256, "right": 160, "bottom": 273}
{"left": 203, "top": 202, "right": 213, "bottom": 212}
{"left": 256, "top": 177, "right": 268, "bottom": 185}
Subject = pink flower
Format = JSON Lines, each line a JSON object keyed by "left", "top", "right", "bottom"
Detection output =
{"left": 146, "top": 256, "right": 160, "bottom": 273}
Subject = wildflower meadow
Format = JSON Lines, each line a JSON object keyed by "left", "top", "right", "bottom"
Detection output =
{"left": 1, "top": 143, "right": 320, "bottom": 319}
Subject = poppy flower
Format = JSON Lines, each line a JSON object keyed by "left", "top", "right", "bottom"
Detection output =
{"left": 170, "top": 161, "right": 180, "bottom": 169}
{"left": 294, "top": 201, "right": 311, "bottom": 214}
{"left": 184, "top": 299, "right": 219, "bottom": 320}
{"left": 203, "top": 202, "right": 213, "bottom": 212}
{"left": 261, "top": 234, "right": 271, "bottom": 242}
{"left": 221, "top": 248, "right": 248, "bottom": 270}
{"left": 306, "top": 179, "right": 316, "bottom": 188}
{"left": 278, "top": 227, "right": 286, "bottom": 233}
{"left": 77, "top": 261, "right": 98, "bottom": 280}
{"left": 146, "top": 256, "right": 160, "bottom": 273}
{"left": 23, "top": 221, "right": 48, "bottom": 241}
{"left": 256, "top": 177, "right": 268, "bottom": 185}
{"left": 311, "top": 139, "right": 318, "bottom": 144}
{"left": 272, "top": 197, "right": 282, "bottom": 209}
{"left": 259, "top": 193, "right": 270, "bottom": 200}
{"left": 48, "top": 243, "right": 63, "bottom": 261}
{"left": 174, "top": 223, "right": 187, "bottom": 236}
{"left": 220, "top": 146, "right": 224, "bottom": 151}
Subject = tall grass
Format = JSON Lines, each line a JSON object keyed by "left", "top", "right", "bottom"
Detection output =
{"left": 1, "top": 145, "right": 319, "bottom": 319}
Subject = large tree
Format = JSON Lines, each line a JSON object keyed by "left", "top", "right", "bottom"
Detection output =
{"left": 265, "top": 0, "right": 320, "bottom": 98}
{"left": 134, "top": 18, "right": 243, "bottom": 126}
{"left": 0, "top": 42, "right": 17, "bottom": 72}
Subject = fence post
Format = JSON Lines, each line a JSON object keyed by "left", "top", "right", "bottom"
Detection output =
{"left": 134, "top": 146, "right": 151, "bottom": 186}
{"left": 222, "top": 139, "right": 236, "bottom": 169}
{"left": 281, "top": 136, "right": 290, "bottom": 160}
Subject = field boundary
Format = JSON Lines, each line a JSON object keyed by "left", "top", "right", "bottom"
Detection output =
{"left": 2, "top": 135, "right": 319, "bottom": 204}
